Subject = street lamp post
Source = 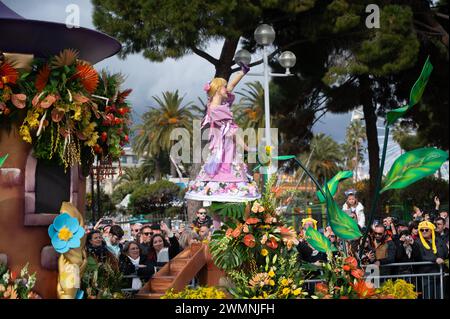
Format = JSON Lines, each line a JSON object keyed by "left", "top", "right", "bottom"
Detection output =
{"left": 234, "top": 24, "right": 296, "bottom": 185}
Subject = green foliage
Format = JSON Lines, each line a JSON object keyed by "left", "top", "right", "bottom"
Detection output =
{"left": 325, "top": 186, "right": 362, "bottom": 240}
{"left": 305, "top": 227, "right": 337, "bottom": 253}
{"left": 302, "top": 133, "right": 343, "bottom": 184}
{"left": 0, "top": 153, "right": 7, "bottom": 167}
{"left": 209, "top": 230, "right": 248, "bottom": 271}
{"left": 81, "top": 256, "right": 125, "bottom": 299}
{"left": 387, "top": 57, "right": 433, "bottom": 125}
{"left": 316, "top": 170, "right": 353, "bottom": 203}
{"left": 381, "top": 148, "right": 449, "bottom": 193}
{"left": 85, "top": 191, "right": 116, "bottom": 222}
{"left": 112, "top": 180, "right": 142, "bottom": 205}
{"left": 227, "top": 252, "right": 308, "bottom": 299}
{"left": 92, "top": 0, "right": 316, "bottom": 61}
{"left": 129, "top": 180, "right": 181, "bottom": 214}
{"left": 210, "top": 202, "right": 246, "bottom": 220}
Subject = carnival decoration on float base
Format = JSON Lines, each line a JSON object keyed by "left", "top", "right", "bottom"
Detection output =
{"left": 48, "top": 202, "right": 87, "bottom": 299}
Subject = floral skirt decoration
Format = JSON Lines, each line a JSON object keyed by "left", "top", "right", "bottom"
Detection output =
{"left": 184, "top": 180, "right": 261, "bottom": 202}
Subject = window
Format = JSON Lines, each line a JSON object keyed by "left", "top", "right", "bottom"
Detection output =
{"left": 132, "top": 155, "right": 138, "bottom": 164}
{"left": 35, "top": 160, "right": 71, "bottom": 213}
{"left": 24, "top": 152, "right": 81, "bottom": 226}
{"left": 120, "top": 156, "right": 128, "bottom": 164}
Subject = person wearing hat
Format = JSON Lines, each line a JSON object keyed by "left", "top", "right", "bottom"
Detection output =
{"left": 296, "top": 217, "right": 327, "bottom": 267}
{"left": 412, "top": 221, "right": 448, "bottom": 298}
{"left": 342, "top": 189, "right": 365, "bottom": 229}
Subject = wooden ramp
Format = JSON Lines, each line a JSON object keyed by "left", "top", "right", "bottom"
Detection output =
{"left": 135, "top": 243, "right": 224, "bottom": 299}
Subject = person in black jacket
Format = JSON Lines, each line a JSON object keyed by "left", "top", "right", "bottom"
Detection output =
{"left": 147, "top": 222, "right": 180, "bottom": 268}
{"left": 412, "top": 221, "right": 447, "bottom": 299}
{"left": 368, "top": 224, "right": 396, "bottom": 275}
{"left": 119, "top": 241, "right": 155, "bottom": 291}
{"left": 86, "top": 230, "right": 119, "bottom": 270}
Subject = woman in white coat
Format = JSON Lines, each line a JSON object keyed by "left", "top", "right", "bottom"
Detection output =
{"left": 342, "top": 190, "right": 365, "bottom": 229}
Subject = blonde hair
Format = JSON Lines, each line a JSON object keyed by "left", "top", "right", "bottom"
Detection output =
{"left": 418, "top": 221, "right": 437, "bottom": 254}
{"left": 207, "top": 77, "right": 227, "bottom": 98}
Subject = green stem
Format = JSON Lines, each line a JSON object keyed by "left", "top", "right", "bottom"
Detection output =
{"left": 359, "top": 125, "right": 390, "bottom": 259}
{"left": 294, "top": 158, "right": 326, "bottom": 198}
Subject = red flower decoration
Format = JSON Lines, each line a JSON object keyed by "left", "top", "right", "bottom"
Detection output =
{"left": 245, "top": 217, "right": 260, "bottom": 225}
{"left": 351, "top": 269, "right": 365, "bottom": 280}
{"left": 35, "top": 64, "right": 50, "bottom": 91}
{"left": 243, "top": 234, "right": 256, "bottom": 248}
{"left": 0, "top": 62, "right": 19, "bottom": 87}
{"left": 72, "top": 62, "right": 99, "bottom": 93}
{"left": 11, "top": 94, "right": 26, "bottom": 109}
{"left": 351, "top": 280, "right": 376, "bottom": 299}
{"left": 266, "top": 237, "right": 278, "bottom": 249}
{"left": 345, "top": 256, "right": 358, "bottom": 269}
{"left": 315, "top": 282, "right": 329, "bottom": 294}
{"left": 232, "top": 224, "right": 243, "bottom": 238}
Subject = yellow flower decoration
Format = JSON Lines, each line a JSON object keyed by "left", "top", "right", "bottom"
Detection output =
{"left": 269, "top": 280, "right": 275, "bottom": 286}
{"left": 282, "top": 287, "right": 290, "bottom": 295}
{"left": 268, "top": 269, "right": 275, "bottom": 278}
{"left": 293, "top": 288, "right": 301, "bottom": 296}
{"left": 261, "top": 248, "right": 269, "bottom": 257}
{"left": 281, "top": 278, "right": 289, "bottom": 286}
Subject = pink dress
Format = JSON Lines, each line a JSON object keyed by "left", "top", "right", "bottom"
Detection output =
{"left": 185, "top": 93, "right": 260, "bottom": 202}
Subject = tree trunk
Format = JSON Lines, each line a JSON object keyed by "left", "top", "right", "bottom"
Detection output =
{"left": 154, "top": 158, "right": 161, "bottom": 180}
{"left": 360, "top": 76, "right": 380, "bottom": 212}
{"left": 214, "top": 38, "right": 239, "bottom": 80}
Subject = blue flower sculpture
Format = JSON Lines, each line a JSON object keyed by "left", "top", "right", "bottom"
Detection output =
{"left": 48, "top": 213, "right": 85, "bottom": 254}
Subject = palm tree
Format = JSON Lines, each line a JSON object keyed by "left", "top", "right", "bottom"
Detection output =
{"left": 114, "top": 167, "right": 144, "bottom": 190}
{"left": 233, "top": 81, "right": 265, "bottom": 129}
{"left": 133, "top": 90, "right": 194, "bottom": 178}
{"left": 343, "top": 121, "right": 366, "bottom": 181}
{"left": 301, "top": 133, "right": 343, "bottom": 184}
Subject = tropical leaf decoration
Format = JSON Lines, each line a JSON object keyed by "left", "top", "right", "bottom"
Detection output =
{"left": 209, "top": 229, "right": 248, "bottom": 271}
{"left": 325, "top": 186, "right": 362, "bottom": 240}
{"left": 305, "top": 227, "right": 337, "bottom": 253}
{"left": 210, "top": 202, "right": 246, "bottom": 220}
{"left": 316, "top": 170, "right": 353, "bottom": 203}
{"left": 380, "top": 148, "right": 448, "bottom": 193}
{"left": 386, "top": 57, "right": 433, "bottom": 126}
{"left": 0, "top": 153, "right": 8, "bottom": 167}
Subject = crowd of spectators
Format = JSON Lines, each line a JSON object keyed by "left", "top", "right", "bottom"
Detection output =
{"left": 84, "top": 207, "right": 215, "bottom": 293}
{"left": 297, "top": 193, "right": 449, "bottom": 298}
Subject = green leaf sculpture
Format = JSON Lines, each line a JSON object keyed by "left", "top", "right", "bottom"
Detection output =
{"left": 305, "top": 227, "right": 337, "bottom": 253}
{"left": 316, "top": 170, "right": 353, "bottom": 203}
{"left": 210, "top": 202, "right": 246, "bottom": 220}
{"left": 0, "top": 154, "right": 8, "bottom": 168}
{"left": 325, "top": 186, "right": 362, "bottom": 240}
{"left": 387, "top": 56, "right": 433, "bottom": 126}
{"left": 380, "top": 147, "right": 448, "bottom": 193}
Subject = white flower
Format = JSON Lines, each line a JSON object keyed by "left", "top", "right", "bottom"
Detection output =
{"left": 3, "top": 272, "right": 10, "bottom": 282}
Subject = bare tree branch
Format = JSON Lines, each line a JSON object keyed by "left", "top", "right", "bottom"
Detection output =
{"left": 191, "top": 47, "right": 219, "bottom": 66}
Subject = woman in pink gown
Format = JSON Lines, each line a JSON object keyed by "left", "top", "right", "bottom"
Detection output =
{"left": 185, "top": 66, "right": 260, "bottom": 202}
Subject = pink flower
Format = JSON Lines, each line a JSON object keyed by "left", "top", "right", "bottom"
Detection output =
{"left": 203, "top": 83, "right": 211, "bottom": 92}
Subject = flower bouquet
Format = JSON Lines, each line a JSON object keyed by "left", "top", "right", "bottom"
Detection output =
{"left": 0, "top": 262, "right": 41, "bottom": 299}
{"left": 19, "top": 49, "right": 101, "bottom": 170}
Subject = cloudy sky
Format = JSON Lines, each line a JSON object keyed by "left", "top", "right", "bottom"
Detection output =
{"left": 3, "top": 0, "right": 350, "bottom": 143}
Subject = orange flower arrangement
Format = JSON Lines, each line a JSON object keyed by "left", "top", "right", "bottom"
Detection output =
{"left": 351, "top": 280, "right": 376, "bottom": 299}
{"left": 243, "top": 234, "right": 256, "bottom": 248}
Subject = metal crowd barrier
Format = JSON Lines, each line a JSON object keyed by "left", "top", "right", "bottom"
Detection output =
{"left": 303, "top": 261, "right": 448, "bottom": 299}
